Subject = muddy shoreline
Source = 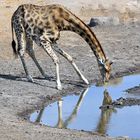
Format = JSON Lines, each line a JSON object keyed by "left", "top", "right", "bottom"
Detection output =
{"left": 126, "top": 84, "right": 140, "bottom": 94}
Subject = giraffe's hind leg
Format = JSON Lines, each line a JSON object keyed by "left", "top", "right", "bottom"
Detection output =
{"left": 14, "top": 25, "right": 34, "bottom": 82}
{"left": 52, "top": 43, "right": 89, "bottom": 85}
{"left": 39, "top": 39, "right": 62, "bottom": 90}
{"left": 25, "top": 36, "right": 51, "bottom": 80}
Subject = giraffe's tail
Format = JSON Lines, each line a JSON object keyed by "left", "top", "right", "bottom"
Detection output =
{"left": 11, "top": 19, "right": 18, "bottom": 58}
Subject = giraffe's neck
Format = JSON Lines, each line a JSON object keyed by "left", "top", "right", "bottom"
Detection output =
{"left": 60, "top": 11, "right": 106, "bottom": 63}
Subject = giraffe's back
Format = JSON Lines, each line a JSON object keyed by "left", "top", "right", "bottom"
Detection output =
{"left": 12, "top": 4, "right": 72, "bottom": 41}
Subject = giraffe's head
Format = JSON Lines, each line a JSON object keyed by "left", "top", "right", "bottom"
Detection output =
{"left": 98, "top": 59, "right": 113, "bottom": 83}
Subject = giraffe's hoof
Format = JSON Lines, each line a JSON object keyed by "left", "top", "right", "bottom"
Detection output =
{"left": 27, "top": 75, "right": 34, "bottom": 83}
{"left": 57, "top": 85, "right": 62, "bottom": 90}
{"left": 84, "top": 79, "right": 89, "bottom": 85}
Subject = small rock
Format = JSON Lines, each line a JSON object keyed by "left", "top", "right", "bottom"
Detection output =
{"left": 89, "top": 16, "right": 120, "bottom": 27}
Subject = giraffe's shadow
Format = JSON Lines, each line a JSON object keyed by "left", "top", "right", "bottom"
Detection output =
{"left": 0, "top": 74, "right": 55, "bottom": 88}
{"left": 0, "top": 74, "right": 19, "bottom": 81}
{"left": 0, "top": 74, "right": 85, "bottom": 89}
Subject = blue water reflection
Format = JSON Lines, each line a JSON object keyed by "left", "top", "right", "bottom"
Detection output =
{"left": 30, "top": 74, "right": 140, "bottom": 138}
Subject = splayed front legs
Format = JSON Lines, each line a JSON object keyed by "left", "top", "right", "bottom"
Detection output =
{"left": 39, "top": 40, "right": 89, "bottom": 90}
{"left": 52, "top": 43, "right": 89, "bottom": 85}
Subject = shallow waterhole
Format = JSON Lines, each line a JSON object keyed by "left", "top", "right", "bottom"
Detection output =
{"left": 30, "top": 74, "right": 140, "bottom": 138}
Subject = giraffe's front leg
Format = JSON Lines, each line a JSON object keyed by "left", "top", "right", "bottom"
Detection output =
{"left": 55, "top": 63, "right": 62, "bottom": 90}
{"left": 53, "top": 43, "right": 89, "bottom": 85}
{"left": 40, "top": 40, "right": 62, "bottom": 90}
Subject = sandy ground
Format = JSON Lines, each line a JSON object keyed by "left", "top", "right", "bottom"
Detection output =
{"left": 0, "top": 0, "right": 140, "bottom": 140}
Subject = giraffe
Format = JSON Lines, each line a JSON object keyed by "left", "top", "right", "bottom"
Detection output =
{"left": 102, "top": 89, "right": 112, "bottom": 105}
{"left": 11, "top": 4, "right": 112, "bottom": 90}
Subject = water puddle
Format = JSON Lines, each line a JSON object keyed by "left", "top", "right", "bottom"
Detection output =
{"left": 30, "top": 74, "right": 140, "bottom": 138}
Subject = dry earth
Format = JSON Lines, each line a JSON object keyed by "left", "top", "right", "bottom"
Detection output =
{"left": 0, "top": 0, "right": 140, "bottom": 140}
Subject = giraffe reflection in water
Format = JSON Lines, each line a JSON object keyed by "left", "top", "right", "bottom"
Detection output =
{"left": 34, "top": 88, "right": 116, "bottom": 133}
{"left": 96, "top": 90, "right": 117, "bottom": 134}
{"left": 56, "top": 88, "right": 89, "bottom": 128}
{"left": 34, "top": 88, "right": 89, "bottom": 128}
{"left": 35, "top": 108, "right": 45, "bottom": 123}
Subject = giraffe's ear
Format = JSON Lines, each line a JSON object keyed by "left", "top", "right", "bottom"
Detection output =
{"left": 106, "top": 58, "right": 113, "bottom": 65}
